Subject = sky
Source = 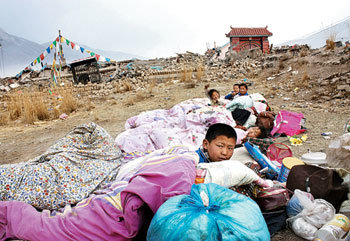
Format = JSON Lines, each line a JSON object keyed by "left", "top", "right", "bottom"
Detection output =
{"left": 0, "top": 0, "right": 349, "bottom": 59}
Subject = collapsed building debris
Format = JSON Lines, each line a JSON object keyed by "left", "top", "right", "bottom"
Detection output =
{"left": 0, "top": 43, "right": 349, "bottom": 106}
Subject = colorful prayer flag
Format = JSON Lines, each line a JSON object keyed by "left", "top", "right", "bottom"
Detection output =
{"left": 46, "top": 46, "right": 51, "bottom": 54}
{"left": 71, "top": 42, "right": 75, "bottom": 49}
{"left": 37, "top": 56, "right": 41, "bottom": 63}
{"left": 53, "top": 40, "right": 57, "bottom": 47}
{"left": 66, "top": 39, "right": 70, "bottom": 46}
{"left": 80, "top": 47, "right": 85, "bottom": 53}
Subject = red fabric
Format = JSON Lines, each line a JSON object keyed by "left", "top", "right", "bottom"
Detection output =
{"left": 40, "top": 53, "right": 44, "bottom": 61}
{"left": 71, "top": 42, "right": 75, "bottom": 49}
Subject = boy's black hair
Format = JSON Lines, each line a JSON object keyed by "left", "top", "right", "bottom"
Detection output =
{"left": 208, "top": 89, "right": 220, "bottom": 99}
{"left": 205, "top": 123, "right": 237, "bottom": 142}
{"left": 239, "top": 83, "right": 248, "bottom": 90}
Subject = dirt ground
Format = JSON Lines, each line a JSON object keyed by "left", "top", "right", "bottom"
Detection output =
{"left": 1, "top": 78, "right": 348, "bottom": 165}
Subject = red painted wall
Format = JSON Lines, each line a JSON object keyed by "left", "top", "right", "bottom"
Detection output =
{"left": 230, "top": 36, "right": 270, "bottom": 53}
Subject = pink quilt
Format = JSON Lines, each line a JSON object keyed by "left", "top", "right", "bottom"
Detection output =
{"left": 0, "top": 146, "right": 197, "bottom": 241}
{"left": 116, "top": 98, "right": 246, "bottom": 153}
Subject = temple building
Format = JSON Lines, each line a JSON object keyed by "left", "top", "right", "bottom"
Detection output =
{"left": 226, "top": 26, "right": 273, "bottom": 53}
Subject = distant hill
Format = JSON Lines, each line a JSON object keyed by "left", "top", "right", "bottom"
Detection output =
{"left": 0, "top": 28, "right": 144, "bottom": 77}
{"left": 278, "top": 16, "right": 350, "bottom": 48}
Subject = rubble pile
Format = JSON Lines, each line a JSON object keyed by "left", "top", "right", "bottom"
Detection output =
{"left": 0, "top": 43, "right": 349, "bottom": 104}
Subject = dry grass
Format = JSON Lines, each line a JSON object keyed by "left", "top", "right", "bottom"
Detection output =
{"left": 59, "top": 92, "right": 78, "bottom": 114}
{"left": 0, "top": 112, "right": 9, "bottom": 125}
{"left": 8, "top": 95, "right": 22, "bottom": 120}
{"left": 33, "top": 97, "right": 50, "bottom": 121}
{"left": 52, "top": 107, "right": 61, "bottom": 119}
{"left": 113, "top": 83, "right": 121, "bottom": 93}
{"left": 300, "top": 49, "right": 308, "bottom": 57}
{"left": 6, "top": 92, "right": 53, "bottom": 123}
{"left": 326, "top": 38, "right": 336, "bottom": 50}
{"left": 22, "top": 99, "right": 36, "bottom": 124}
{"left": 196, "top": 65, "right": 204, "bottom": 81}
{"left": 326, "top": 33, "right": 336, "bottom": 50}
{"left": 302, "top": 71, "right": 310, "bottom": 82}
{"left": 149, "top": 79, "right": 157, "bottom": 88}
{"left": 181, "top": 67, "right": 193, "bottom": 82}
{"left": 122, "top": 80, "right": 133, "bottom": 92}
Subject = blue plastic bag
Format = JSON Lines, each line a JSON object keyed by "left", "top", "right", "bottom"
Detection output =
{"left": 147, "top": 183, "right": 270, "bottom": 241}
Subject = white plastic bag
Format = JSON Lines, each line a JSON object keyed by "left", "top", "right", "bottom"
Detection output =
{"left": 197, "top": 160, "right": 259, "bottom": 187}
{"left": 287, "top": 215, "right": 318, "bottom": 241}
{"left": 286, "top": 189, "right": 314, "bottom": 217}
{"left": 302, "top": 199, "right": 335, "bottom": 228}
{"left": 287, "top": 189, "right": 336, "bottom": 240}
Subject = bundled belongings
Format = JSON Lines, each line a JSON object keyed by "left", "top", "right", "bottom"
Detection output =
{"left": 0, "top": 122, "right": 123, "bottom": 210}
{"left": 286, "top": 165, "right": 348, "bottom": 212}
{"left": 271, "top": 110, "right": 306, "bottom": 137}
{"left": 244, "top": 141, "right": 281, "bottom": 179}
{"left": 254, "top": 182, "right": 291, "bottom": 236}
{"left": 0, "top": 146, "right": 198, "bottom": 240}
{"left": 115, "top": 98, "right": 241, "bottom": 153}
{"left": 286, "top": 189, "right": 336, "bottom": 240}
{"left": 254, "top": 182, "right": 290, "bottom": 212}
{"left": 147, "top": 183, "right": 270, "bottom": 241}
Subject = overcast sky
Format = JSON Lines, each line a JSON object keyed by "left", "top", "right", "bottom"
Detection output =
{"left": 1, "top": 0, "right": 349, "bottom": 58}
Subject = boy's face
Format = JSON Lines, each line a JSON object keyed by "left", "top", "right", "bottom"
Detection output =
{"left": 211, "top": 91, "right": 220, "bottom": 101}
{"left": 239, "top": 86, "right": 247, "bottom": 95}
{"left": 203, "top": 135, "right": 236, "bottom": 162}
{"left": 233, "top": 85, "right": 239, "bottom": 94}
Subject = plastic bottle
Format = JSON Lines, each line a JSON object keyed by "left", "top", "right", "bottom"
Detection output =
{"left": 314, "top": 214, "right": 350, "bottom": 241}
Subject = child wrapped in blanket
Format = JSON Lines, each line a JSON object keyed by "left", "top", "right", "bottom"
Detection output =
{"left": 195, "top": 123, "right": 273, "bottom": 198}
{"left": 204, "top": 84, "right": 225, "bottom": 106}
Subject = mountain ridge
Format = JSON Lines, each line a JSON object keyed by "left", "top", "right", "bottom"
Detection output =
{"left": 277, "top": 16, "right": 350, "bottom": 48}
{"left": 0, "top": 28, "right": 144, "bottom": 77}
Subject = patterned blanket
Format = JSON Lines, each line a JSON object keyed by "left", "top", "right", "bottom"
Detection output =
{"left": 0, "top": 122, "right": 123, "bottom": 210}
